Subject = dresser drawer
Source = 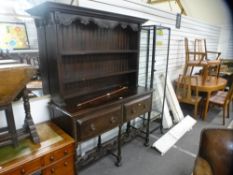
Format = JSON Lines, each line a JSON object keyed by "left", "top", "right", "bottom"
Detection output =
{"left": 124, "top": 95, "right": 152, "bottom": 121}
{"left": 77, "top": 106, "right": 122, "bottom": 141}
{"left": 5, "top": 158, "right": 42, "bottom": 175}
{"left": 43, "top": 156, "right": 75, "bottom": 175}
{"left": 43, "top": 144, "right": 74, "bottom": 166}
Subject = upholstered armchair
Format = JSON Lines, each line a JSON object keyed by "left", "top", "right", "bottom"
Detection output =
{"left": 193, "top": 129, "right": 233, "bottom": 175}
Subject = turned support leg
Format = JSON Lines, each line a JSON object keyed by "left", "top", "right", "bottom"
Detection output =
{"left": 126, "top": 121, "right": 130, "bottom": 136}
{"left": 5, "top": 105, "right": 18, "bottom": 147}
{"left": 97, "top": 135, "right": 101, "bottom": 151}
{"left": 144, "top": 112, "right": 151, "bottom": 147}
{"left": 22, "top": 88, "right": 40, "bottom": 144}
{"left": 115, "top": 125, "right": 122, "bottom": 167}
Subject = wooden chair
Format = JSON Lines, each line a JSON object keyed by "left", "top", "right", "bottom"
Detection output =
{"left": 176, "top": 75, "right": 202, "bottom": 118}
{"left": 209, "top": 83, "right": 233, "bottom": 125}
{"left": 194, "top": 38, "right": 221, "bottom": 78}
{"left": 183, "top": 38, "right": 221, "bottom": 84}
{"left": 184, "top": 38, "right": 207, "bottom": 76}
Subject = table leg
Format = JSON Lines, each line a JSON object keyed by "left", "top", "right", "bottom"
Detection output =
{"left": 97, "top": 135, "right": 101, "bottom": 151}
{"left": 144, "top": 112, "right": 151, "bottom": 147}
{"left": 203, "top": 91, "right": 211, "bottom": 120}
{"left": 5, "top": 105, "right": 18, "bottom": 147}
{"left": 22, "top": 88, "right": 40, "bottom": 144}
{"left": 116, "top": 125, "right": 122, "bottom": 167}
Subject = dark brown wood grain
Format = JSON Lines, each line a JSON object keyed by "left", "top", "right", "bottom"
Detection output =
{"left": 28, "top": 2, "right": 152, "bottom": 167}
{"left": 0, "top": 122, "right": 75, "bottom": 175}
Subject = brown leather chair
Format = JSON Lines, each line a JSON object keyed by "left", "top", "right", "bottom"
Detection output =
{"left": 193, "top": 129, "right": 233, "bottom": 175}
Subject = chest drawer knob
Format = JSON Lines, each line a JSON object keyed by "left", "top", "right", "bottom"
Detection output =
{"left": 64, "top": 149, "right": 68, "bottom": 155}
{"left": 50, "top": 156, "right": 55, "bottom": 161}
{"left": 131, "top": 109, "right": 136, "bottom": 114}
{"left": 110, "top": 116, "right": 116, "bottom": 124}
{"left": 137, "top": 103, "right": 142, "bottom": 107}
{"left": 51, "top": 168, "right": 55, "bottom": 173}
{"left": 90, "top": 124, "right": 96, "bottom": 131}
{"left": 20, "top": 168, "right": 26, "bottom": 175}
{"left": 64, "top": 161, "right": 68, "bottom": 166}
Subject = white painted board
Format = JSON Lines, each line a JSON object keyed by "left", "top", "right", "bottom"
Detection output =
{"left": 160, "top": 74, "right": 184, "bottom": 122}
{"left": 155, "top": 75, "right": 173, "bottom": 129}
{"left": 152, "top": 115, "right": 196, "bottom": 155}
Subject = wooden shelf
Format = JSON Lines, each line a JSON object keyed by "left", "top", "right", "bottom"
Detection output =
{"left": 64, "top": 70, "right": 137, "bottom": 84}
{"left": 64, "top": 83, "right": 127, "bottom": 99}
{"left": 61, "top": 50, "right": 138, "bottom": 56}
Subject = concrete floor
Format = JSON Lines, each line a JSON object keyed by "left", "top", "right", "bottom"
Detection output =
{"left": 79, "top": 106, "right": 233, "bottom": 175}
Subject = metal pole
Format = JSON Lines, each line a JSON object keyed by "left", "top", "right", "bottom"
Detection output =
{"left": 145, "top": 28, "right": 150, "bottom": 88}
{"left": 150, "top": 26, "right": 156, "bottom": 89}
{"left": 160, "top": 28, "right": 171, "bottom": 133}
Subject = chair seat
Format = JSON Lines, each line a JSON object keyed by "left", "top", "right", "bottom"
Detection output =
{"left": 187, "top": 60, "right": 208, "bottom": 66}
{"left": 209, "top": 91, "right": 228, "bottom": 105}
{"left": 193, "top": 129, "right": 233, "bottom": 175}
{"left": 177, "top": 95, "right": 202, "bottom": 105}
{"left": 193, "top": 157, "right": 213, "bottom": 175}
{"left": 187, "top": 60, "right": 220, "bottom": 67}
{"left": 207, "top": 60, "right": 221, "bottom": 65}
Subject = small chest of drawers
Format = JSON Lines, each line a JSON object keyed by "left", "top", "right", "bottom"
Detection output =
{"left": 0, "top": 122, "right": 76, "bottom": 175}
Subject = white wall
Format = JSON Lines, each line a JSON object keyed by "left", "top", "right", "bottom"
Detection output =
{"left": 182, "top": 0, "right": 231, "bottom": 26}
{"left": 218, "top": 25, "right": 233, "bottom": 59}
{"left": 147, "top": 0, "right": 232, "bottom": 26}
{"left": 0, "top": 96, "right": 50, "bottom": 129}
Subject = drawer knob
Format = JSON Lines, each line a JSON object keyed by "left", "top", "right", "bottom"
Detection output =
{"left": 20, "top": 168, "right": 26, "bottom": 175}
{"left": 64, "top": 150, "right": 68, "bottom": 155}
{"left": 110, "top": 116, "right": 116, "bottom": 124}
{"left": 51, "top": 168, "right": 55, "bottom": 173}
{"left": 50, "top": 156, "right": 55, "bottom": 161}
{"left": 90, "top": 124, "right": 96, "bottom": 131}
{"left": 131, "top": 109, "right": 136, "bottom": 114}
{"left": 64, "top": 161, "right": 68, "bottom": 166}
{"left": 138, "top": 103, "right": 142, "bottom": 107}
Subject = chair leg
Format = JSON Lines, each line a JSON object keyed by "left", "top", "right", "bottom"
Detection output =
{"left": 227, "top": 103, "right": 230, "bottom": 118}
{"left": 194, "top": 104, "right": 198, "bottom": 119}
{"left": 216, "top": 64, "right": 221, "bottom": 79}
{"left": 190, "top": 66, "right": 194, "bottom": 76}
{"left": 200, "top": 102, "right": 204, "bottom": 118}
{"left": 183, "top": 65, "right": 188, "bottom": 75}
{"left": 223, "top": 106, "right": 225, "bottom": 125}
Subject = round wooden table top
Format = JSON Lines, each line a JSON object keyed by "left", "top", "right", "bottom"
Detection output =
{"left": 0, "top": 64, "right": 35, "bottom": 106}
{"left": 191, "top": 75, "right": 227, "bottom": 92}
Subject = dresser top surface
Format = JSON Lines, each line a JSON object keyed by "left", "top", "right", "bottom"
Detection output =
{"left": 52, "top": 86, "right": 153, "bottom": 117}
{"left": 0, "top": 122, "right": 74, "bottom": 172}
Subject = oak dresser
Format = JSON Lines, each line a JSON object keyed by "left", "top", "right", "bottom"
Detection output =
{"left": 27, "top": 2, "right": 153, "bottom": 167}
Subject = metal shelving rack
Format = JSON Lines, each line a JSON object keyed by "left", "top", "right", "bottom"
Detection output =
{"left": 140, "top": 25, "right": 171, "bottom": 133}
